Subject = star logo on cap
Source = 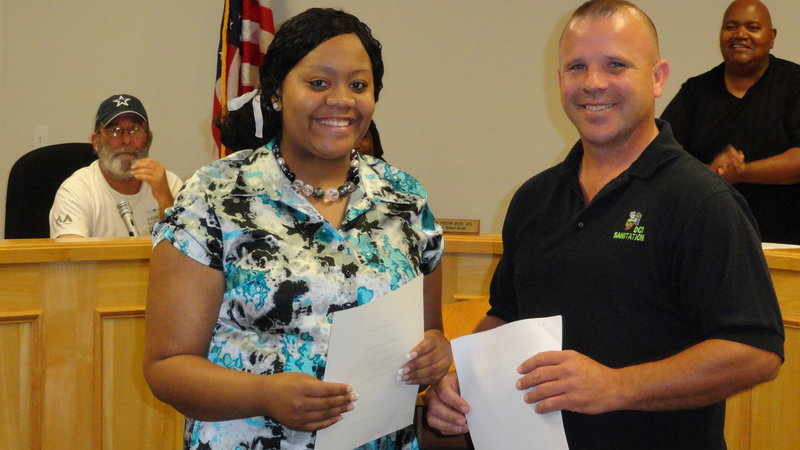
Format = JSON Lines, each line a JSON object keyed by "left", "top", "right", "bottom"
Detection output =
{"left": 112, "top": 95, "right": 131, "bottom": 107}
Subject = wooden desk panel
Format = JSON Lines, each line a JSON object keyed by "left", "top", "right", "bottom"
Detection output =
{"left": 441, "top": 234, "right": 501, "bottom": 305}
{"left": 0, "top": 238, "right": 181, "bottom": 450}
{"left": 1, "top": 236, "right": 796, "bottom": 449}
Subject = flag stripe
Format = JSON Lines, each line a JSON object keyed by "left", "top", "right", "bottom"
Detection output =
{"left": 213, "top": 0, "right": 275, "bottom": 158}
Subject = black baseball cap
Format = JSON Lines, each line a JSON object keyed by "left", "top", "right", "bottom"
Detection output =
{"left": 95, "top": 94, "right": 148, "bottom": 127}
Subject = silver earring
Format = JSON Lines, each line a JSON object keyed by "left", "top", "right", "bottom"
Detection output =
{"left": 273, "top": 102, "right": 281, "bottom": 111}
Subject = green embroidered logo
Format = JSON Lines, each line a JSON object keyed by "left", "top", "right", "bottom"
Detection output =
{"left": 613, "top": 211, "right": 645, "bottom": 242}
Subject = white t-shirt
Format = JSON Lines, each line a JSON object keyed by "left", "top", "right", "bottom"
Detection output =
{"left": 49, "top": 160, "right": 183, "bottom": 238}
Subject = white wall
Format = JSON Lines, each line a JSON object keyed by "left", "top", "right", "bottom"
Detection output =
{"left": 2, "top": 1, "right": 799, "bottom": 237}
{"left": 0, "top": 0, "right": 222, "bottom": 237}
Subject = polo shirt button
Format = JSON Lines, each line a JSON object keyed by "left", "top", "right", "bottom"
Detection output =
{"left": 577, "top": 222, "right": 584, "bottom": 228}
{"left": 338, "top": 244, "right": 345, "bottom": 251}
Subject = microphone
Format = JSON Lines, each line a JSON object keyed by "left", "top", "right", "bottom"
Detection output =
{"left": 116, "top": 201, "right": 140, "bottom": 237}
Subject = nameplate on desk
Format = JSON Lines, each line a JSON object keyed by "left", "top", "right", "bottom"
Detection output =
{"left": 437, "top": 218, "right": 480, "bottom": 235}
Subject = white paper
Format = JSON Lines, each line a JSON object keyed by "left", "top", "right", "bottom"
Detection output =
{"left": 762, "top": 242, "right": 800, "bottom": 250}
{"left": 452, "top": 315, "right": 569, "bottom": 450}
{"left": 315, "top": 276, "right": 424, "bottom": 450}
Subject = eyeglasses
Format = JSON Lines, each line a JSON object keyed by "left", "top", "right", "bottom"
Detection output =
{"left": 101, "top": 126, "right": 147, "bottom": 139}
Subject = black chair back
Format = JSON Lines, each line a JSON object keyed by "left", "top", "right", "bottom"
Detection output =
{"left": 5, "top": 143, "right": 97, "bottom": 238}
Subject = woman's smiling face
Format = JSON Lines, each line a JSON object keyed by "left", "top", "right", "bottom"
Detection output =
{"left": 278, "top": 33, "right": 375, "bottom": 163}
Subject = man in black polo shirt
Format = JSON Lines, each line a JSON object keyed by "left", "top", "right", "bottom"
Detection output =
{"left": 425, "top": 1, "right": 784, "bottom": 449}
{"left": 661, "top": 0, "right": 800, "bottom": 244}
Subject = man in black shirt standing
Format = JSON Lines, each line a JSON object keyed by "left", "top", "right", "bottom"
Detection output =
{"left": 661, "top": 0, "right": 800, "bottom": 244}
{"left": 425, "top": 1, "right": 784, "bottom": 448}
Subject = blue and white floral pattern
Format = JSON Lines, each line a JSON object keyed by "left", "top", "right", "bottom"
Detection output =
{"left": 155, "top": 140, "right": 442, "bottom": 450}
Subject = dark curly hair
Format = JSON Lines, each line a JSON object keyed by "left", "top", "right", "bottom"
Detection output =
{"left": 217, "top": 8, "right": 384, "bottom": 151}
{"left": 366, "top": 120, "right": 384, "bottom": 160}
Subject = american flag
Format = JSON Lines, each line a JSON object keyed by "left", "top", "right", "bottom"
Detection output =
{"left": 213, "top": 0, "right": 275, "bottom": 158}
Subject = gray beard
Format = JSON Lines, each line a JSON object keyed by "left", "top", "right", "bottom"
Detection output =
{"left": 98, "top": 144, "right": 149, "bottom": 180}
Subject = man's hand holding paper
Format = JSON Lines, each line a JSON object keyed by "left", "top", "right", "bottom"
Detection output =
{"left": 428, "top": 316, "right": 569, "bottom": 450}
{"left": 517, "top": 349, "right": 623, "bottom": 415}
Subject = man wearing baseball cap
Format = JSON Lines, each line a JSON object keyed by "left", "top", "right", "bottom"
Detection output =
{"left": 49, "top": 94, "right": 183, "bottom": 238}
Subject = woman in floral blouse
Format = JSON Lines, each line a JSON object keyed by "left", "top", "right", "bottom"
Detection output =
{"left": 143, "top": 7, "right": 450, "bottom": 450}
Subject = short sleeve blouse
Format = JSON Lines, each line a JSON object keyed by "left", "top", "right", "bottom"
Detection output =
{"left": 154, "top": 140, "right": 442, "bottom": 449}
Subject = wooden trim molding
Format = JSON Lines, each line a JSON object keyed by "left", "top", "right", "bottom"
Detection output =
{"left": 93, "top": 307, "right": 147, "bottom": 446}
{"left": 764, "top": 249, "right": 800, "bottom": 272}
{"left": 444, "top": 233, "right": 502, "bottom": 255}
{"left": 0, "top": 310, "right": 43, "bottom": 450}
{"left": 0, "top": 310, "right": 43, "bottom": 322}
{"left": 0, "top": 237, "right": 152, "bottom": 264}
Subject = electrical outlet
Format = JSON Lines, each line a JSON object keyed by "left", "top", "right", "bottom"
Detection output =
{"left": 34, "top": 125, "right": 49, "bottom": 147}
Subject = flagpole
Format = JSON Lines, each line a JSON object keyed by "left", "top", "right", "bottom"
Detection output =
{"left": 217, "top": 0, "right": 232, "bottom": 159}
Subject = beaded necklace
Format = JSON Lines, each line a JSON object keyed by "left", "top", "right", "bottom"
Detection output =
{"left": 273, "top": 145, "right": 360, "bottom": 203}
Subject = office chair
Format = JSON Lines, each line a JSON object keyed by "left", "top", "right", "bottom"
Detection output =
{"left": 5, "top": 142, "right": 97, "bottom": 238}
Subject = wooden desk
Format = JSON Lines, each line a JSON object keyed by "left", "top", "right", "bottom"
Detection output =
{"left": 1, "top": 236, "right": 797, "bottom": 449}
{"left": 0, "top": 237, "right": 181, "bottom": 450}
